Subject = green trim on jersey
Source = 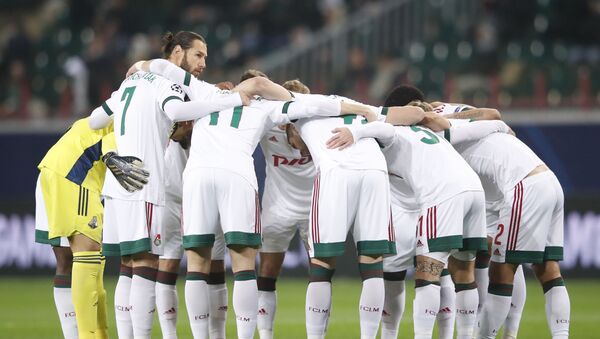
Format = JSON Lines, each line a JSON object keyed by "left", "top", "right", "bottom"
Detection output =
{"left": 102, "top": 243, "right": 121, "bottom": 257}
{"left": 161, "top": 95, "right": 183, "bottom": 112}
{"left": 427, "top": 235, "right": 463, "bottom": 252}
{"left": 462, "top": 237, "right": 488, "bottom": 251}
{"left": 101, "top": 102, "right": 114, "bottom": 116}
{"left": 356, "top": 240, "right": 395, "bottom": 256}
{"left": 224, "top": 232, "right": 261, "bottom": 247}
{"left": 444, "top": 129, "right": 451, "bottom": 142}
{"left": 282, "top": 101, "right": 292, "bottom": 113}
{"left": 209, "top": 112, "right": 219, "bottom": 125}
{"left": 34, "top": 230, "right": 62, "bottom": 247}
{"left": 441, "top": 268, "right": 450, "bottom": 276}
{"left": 381, "top": 107, "right": 389, "bottom": 116}
{"left": 543, "top": 246, "right": 564, "bottom": 261}
{"left": 505, "top": 250, "right": 544, "bottom": 264}
{"left": 313, "top": 242, "right": 346, "bottom": 257}
{"left": 182, "top": 234, "right": 216, "bottom": 249}
{"left": 183, "top": 72, "right": 192, "bottom": 86}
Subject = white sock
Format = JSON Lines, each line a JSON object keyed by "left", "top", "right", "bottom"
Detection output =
{"left": 156, "top": 282, "right": 178, "bottom": 339}
{"left": 53, "top": 283, "right": 78, "bottom": 339}
{"left": 381, "top": 279, "right": 405, "bottom": 339}
{"left": 114, "top": 274, "right": 134, "bottom": 339}
{"left": 437, "top": 274, "right": 456, "bottom": 339}
{"left": 359, "top": 278, "right": 385, "bottom": 339}
{"left": 477, "top": 286, "right": 512, "bottom": 339}
{"left": 208, "top": 283, "right": 228, "bottom": 339}
{"left": 185, "top": 276, "right": 210, "bottom": 338}
{"left": 475, "top": 267, "right": 489, "bottom": 315}
{"left": 257, "top": 290, "right": 277, "bottom": 339}
{"left": 130, "top": 273, "right": 157, "bottom": 338}
{"left": 455, "top": 285, "right": 478, "bottom": 339}
{"left": 413, "top": 282, "right": 441, "bottom": 339}
{"left": 503, "top": 266, "right": 526, "bottom": 339}
{"left": 233, "top": 278, "right": 258, "bottom": 339}
{"left": 306, "top": 281, "right": 332, "bottom": 338}
{"left": 544, "top": 282, "right": 570, "bottom": 339}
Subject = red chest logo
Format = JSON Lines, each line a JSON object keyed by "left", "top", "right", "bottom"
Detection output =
{"left": 273, "top": 154, "right": 312, "bottom": 167}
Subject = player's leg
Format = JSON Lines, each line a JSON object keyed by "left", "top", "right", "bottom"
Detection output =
{"left": 130, "top": 251, "right": 159, "bottom": 339}
{"left": 451, "top": 191, "right": 488, "bottom": 339}
{"left": 70, "top": 233, "right": 104, "bottom": 339}
{"left": 156, "top": 258, "right": 180, "bottom": 339}
{"left": 413, "top": 253, "right": 446, "bottom": 339}
{"left": 208, "top": 235, "right": 228, "bottom": 339}
{"left": 354, "top": 169, "right": 395, "bottom": 339}
{"left": 475, "top": 240, "right": 492, "bottom": 316}
{"left": 437, "top": 267, "right": 456, "bottom": 339}
{"left": 229, "top": 245, "right": 260, "bottom": 339}
{"left": 155, "top": 201, "right": 184, "bottom": 339}
{"left": 381, "top": 205, "right": 418, "bottom": 339}
{"left": 531, "top": 173, "right": 569, "bottom": 339}
{"left": 182, "top": 169, "right": 218, "bottom": 338}
{"left": 36, "top": 172, "right": 78, "bottom": 338}
{"left": 502, "top": 264, "right": 526, "bottom": 339}
{"left": 257, "top": 210, "right": 299, "bottom": 339}
{"left": 52, "top": 245, "right": 79, "bottom": 339}
{"left": 305, "top": 169, "right": 350, "bottom": 339}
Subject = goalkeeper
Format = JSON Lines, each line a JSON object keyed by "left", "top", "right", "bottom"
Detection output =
{"left": 35, "top": 117, "right": 149, "bottom": 339}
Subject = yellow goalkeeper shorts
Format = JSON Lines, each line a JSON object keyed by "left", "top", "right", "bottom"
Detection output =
{"left": 40, "top": 168, "right": 104, "bottom": 244}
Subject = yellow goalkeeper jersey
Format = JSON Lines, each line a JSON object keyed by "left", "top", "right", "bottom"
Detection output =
{"left": 38, "top": 118, "right": 115, "bottom": 193}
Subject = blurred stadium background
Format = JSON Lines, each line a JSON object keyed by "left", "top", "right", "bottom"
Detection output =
{"left": 1, "top": 0, "right": 599, "bottom": 337}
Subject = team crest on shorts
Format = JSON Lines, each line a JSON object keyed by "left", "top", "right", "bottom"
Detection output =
{"left": 154, "top": 234, "right": 162, "bottom": 246}
{"left": 88, "top": 216, "right": 98, "bottom": 229}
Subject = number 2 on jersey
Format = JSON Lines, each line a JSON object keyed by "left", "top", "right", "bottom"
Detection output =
{"left": 209, "top": 106, "right": 243, "bottom": 128}
{"left": 120, "top": 86, "right": 136, "bottom": 135}
{"left": 410, "top": 125, "right": 439, "bottom": 144}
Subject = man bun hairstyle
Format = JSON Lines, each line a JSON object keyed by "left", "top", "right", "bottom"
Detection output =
{"left": 384, "top": 84, "right": 425, "bottom": 107}
{"left": 162, "top": 31, "right": 206, "bottom": 58}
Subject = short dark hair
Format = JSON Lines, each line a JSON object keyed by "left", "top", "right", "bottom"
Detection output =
{"left": 161, "top": 31, "right": 206, "bottom": 58}
{"left": 384, "top": 85, "right": 425, "bottom": 107}
{"left": 240, "top": 69, "right": 268, "bottom": 82}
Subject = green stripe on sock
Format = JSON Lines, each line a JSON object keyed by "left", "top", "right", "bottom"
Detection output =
{"left": 488, "top": 283, "right": 513, "bottom": 296}
{"left": 358, "top": 262, "right": 383, "bottom": 281}
{"left": 415, "top": 279, "right": 440, "bottom": 288}
{"left": 543, "top": 277, "right": 565, "bottom": 293}
{"left": 309, "top": 264, "right": 335, "bottom": 282}
{"left": 234, "top": 270, "right": 257, "bottom": 281}
{"left": 455, "top": 282, "right": 477, "bottom": 292}
{"left": 53, "top": 275, "right": 71, "bottom": 288}
{"left": 186, "top": 272, "right": 209, "bottom": 281}
{"left": 132, "top": 266, "right": 158, "bottom": 282}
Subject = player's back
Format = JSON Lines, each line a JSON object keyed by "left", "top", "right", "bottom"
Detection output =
{"left": 455, "top": 133, "right": 544, "bottom": 194}
{"left": 186, "top": 103, "right": 272, "bottom": 190}
{"left": 101, "top": 71, "right": 184, "bottom": 204}
{"left": 38, "top": 118, "right": 113, "bottom": 192}
{"left": 295, "top": 114, "right": 387, "bottom": 173}
{"left": 260, "top": 127, "right": 315, "bottom": 218}
{"left": 383, "top": 125, "right": 482, "bottom": 206}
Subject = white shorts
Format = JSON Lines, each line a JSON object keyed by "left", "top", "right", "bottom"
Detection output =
{"left": 34, "top": 175, "right": 69, "bottom": 247}
{"left": 159, "top": 200, "right": 184, "bottom": 260}
{"left": 102, "top": 197, "right": 163, "bottom": 256}
{"left": 491, "top": 171, "right": 564, "bottom": 264}
{"left": 182, "top": 168, "right": 261, "bottom": 249}
{"left": 383, "top": 204, "right": 420, "bottom": 273}
{"left": 308, "top": 168, "right": 394, "bottom": 258}
{"left": 260, "top": 208, "right": 309, "bottom": 253}
{"left": 485, "top": 199, "right": 502, "bottom": 238}
{"left": 416, "top": 190, "right": 487, "bottom": 256}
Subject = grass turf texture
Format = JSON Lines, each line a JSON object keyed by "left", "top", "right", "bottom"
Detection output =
{"left": 0, "top": 277, "right": 597, "bottom": 338}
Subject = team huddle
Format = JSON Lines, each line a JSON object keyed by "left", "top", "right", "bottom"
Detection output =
{"left": 35, "top": 31, "right": 570, "bottom": 339}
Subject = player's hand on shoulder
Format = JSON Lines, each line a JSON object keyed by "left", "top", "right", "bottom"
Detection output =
{"left": 216, "top": 81, "right": 234, "bottom": 90}
{"left": 234, "top": 89, "right": 252, "bottom": 106}
{"left": 102, "top": 152, "right": 150, "bottom": 192}
{"left": 125, "top": 60, "right": 146, "bottom": 78}
{"left": 327, "top": 127, "right": 355, "bottom": 150}
{"left": 169, "top": 121, "right": 194, "bottom": 149}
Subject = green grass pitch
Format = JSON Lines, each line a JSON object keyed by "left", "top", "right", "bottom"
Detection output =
{"left": 0, "top": 276, "right": 597, "bottom": 338}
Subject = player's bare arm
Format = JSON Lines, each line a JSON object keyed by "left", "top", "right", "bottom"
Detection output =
{"left": 418, "top": 112, "right": 451, "bottom": 131}
{"left": 383, "top": 106, "right": 425, "bottom": 125}
{"left": 444, "top": 107, "right": 501, "bottom": 121}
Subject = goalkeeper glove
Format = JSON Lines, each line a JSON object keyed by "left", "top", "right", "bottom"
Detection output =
{"left": 102, "top": 152, "right": 150, "bottom": 192}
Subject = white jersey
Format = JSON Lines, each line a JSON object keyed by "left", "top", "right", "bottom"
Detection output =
{"left": 454, "top": 133, "right": 544, "bottom": 196}
{"left": 101, "top": 71, "right": 185, "bottom": 205}
{"left": 164, "top": 141, "right": 189, "bottom": 204}
{"left": 184, "top": 99, "right": 295, "bottom": 190}
{"left": 434, "top": 103, "right": 475, "bottom": 115}
{"left": 389, "top": 174, "right": 421, "bottom": 212}
{"left": 260, "top": 127, "right": 316, "bottom": 218}
{"left": 382, "top": 125, "right": 482, "bottom": 207}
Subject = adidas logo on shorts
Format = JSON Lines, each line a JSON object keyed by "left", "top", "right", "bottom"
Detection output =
{"left": 494, "top": 248, "right": 501, "bottom": 256}
{"left": 416, "top": 240, "right": 424, "bottom": 247}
